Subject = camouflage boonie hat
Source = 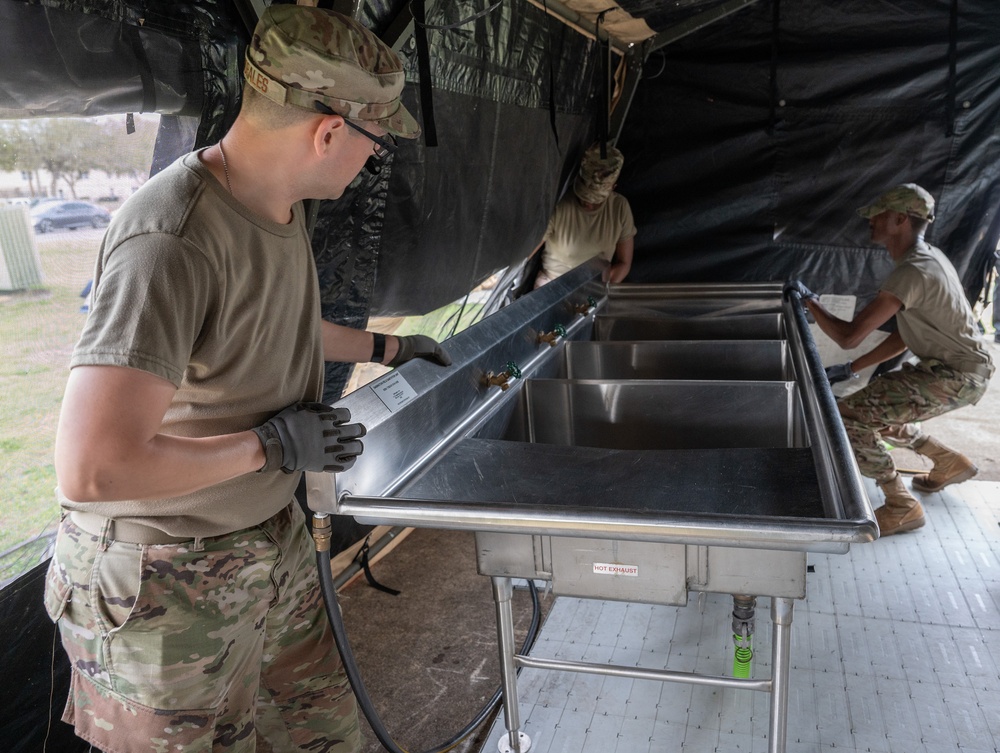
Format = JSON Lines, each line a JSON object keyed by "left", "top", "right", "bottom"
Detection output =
{"left": 573, "top": 143, "right": 624, "bottom": 205}
{"left": 245, "top": 5, "right": 419, "bottom": 139}
{"left": 857, "top": 183, "right": 935, "bottom": 222}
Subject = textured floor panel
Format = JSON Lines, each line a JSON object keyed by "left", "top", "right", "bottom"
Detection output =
{"left": 481, "top": 480, "right": 1000, "bottom": 753}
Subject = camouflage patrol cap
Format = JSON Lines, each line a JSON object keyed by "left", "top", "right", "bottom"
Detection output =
{"left": 857, "top": 183, "right": 935, "bottom": 222}
{"left": 572, "top": 143, "right": 624, "bottom": 205}
{"left": 245, "top": 4, "right": 419, "bottom": 139}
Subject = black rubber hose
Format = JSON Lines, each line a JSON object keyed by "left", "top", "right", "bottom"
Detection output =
{"left": 315, "top": 533, "right": 541, "bottom": 753}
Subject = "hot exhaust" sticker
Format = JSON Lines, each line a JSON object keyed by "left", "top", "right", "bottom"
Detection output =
{"left": 592, "top": 562, "right": 639, "bottom": 577}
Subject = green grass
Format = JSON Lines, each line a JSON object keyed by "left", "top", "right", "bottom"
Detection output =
{"left": 0, "top": 230, "right": 96, "bottom": 573}
{"left": 393, "top": 300, "right": 486, "bottom": 341}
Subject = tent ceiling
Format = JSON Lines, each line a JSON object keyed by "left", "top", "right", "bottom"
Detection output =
{"left": 533, "top": 0, "right": 759, "bottom": 50}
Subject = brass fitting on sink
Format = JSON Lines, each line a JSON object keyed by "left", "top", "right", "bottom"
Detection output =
{"left": 483, "top": 360, "right": 522, "bottom": 391}
{"left": 572, "top": 295, "right": 598, "bottom": 315}
{"left": 537, "top": 323, "right": 567, "bottom": 347}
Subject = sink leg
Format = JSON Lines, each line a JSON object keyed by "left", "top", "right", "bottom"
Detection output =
{"left": 768, "top": 596, "right": 794, "bottom": 753}
{"left": 492, "top": 577, "right": 530, "bottom": 753}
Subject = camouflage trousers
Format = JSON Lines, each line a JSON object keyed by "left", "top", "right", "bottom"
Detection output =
{"left": 838, "top": 359, "right": 989, "bottom": 480}
{"left": 44, "top": 501, "right": 359, "bottom": 753}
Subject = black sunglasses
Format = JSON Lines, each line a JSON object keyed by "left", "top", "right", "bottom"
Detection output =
{"left": 342, "top": 119, "right": 398, "bottom": 159}
{"left": 313, "top": 100, "right": 397, "bottom": 159}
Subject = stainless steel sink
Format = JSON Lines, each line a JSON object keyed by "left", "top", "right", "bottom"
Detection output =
{"left": 481, "top": 378, "right": 805, "bottom": 450}
{"left": 321, "top": 269, "right": 877, "bottom": 753}
{"left": 326, "top": 269, "right": 874, "bottom": 552}
{"left": 548, "top": 340, "right": 794, "bottom": 380}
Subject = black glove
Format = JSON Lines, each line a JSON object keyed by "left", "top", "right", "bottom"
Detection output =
{"left": 252, "top": 402, "right": 366, "bottom": 474}
{"left": 387, "top": 334, "right": 452, "bottom": 367}
{"left": 825, "top": 362, "right": 859, "bottom": 384}
{"left": 782, "top": 280, "right": 819, "bottom": 302}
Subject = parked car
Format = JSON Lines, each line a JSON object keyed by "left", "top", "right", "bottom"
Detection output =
{"left": 30, "top": 200, "right": 111, "bottom": 233}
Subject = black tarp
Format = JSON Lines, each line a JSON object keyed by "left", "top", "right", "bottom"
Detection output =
{"left": 0, "top": 561, "right": 87, "bottom": 753}
{"left": 616, "top": 0, "right": 1000, "bottom": 311}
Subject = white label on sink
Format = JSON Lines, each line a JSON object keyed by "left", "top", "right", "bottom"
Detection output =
{"left": 593, "top": 562, "right": 639, "bottom": 577}
{"left": 371, "top": 372, "right": 417, "bottom": 413}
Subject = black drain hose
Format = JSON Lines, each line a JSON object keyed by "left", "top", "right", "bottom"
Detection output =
{"left": 314, "top": 514, "right": 541, "bottom": 753}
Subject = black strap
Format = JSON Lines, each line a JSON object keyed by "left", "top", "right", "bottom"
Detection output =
{"left": 596, "top": 12, "right": 610, "bottom": 152}
{"left": 768, "top": 0, "right": 781, "bottom": 136}
{"left": 543, "top": 0, "right": 560, "bottom": 146}
{"left": 370, "top": 332, "right": 386, "bottom": 363}
{"left": 358, "top": 538, "right": 401, "bottom": 595}
{"left": 412, "top": 0, "right": 438, "bottom": 147}
{"left": 124, "top": 23, "right": 156, "bottom": 114}
{"left": 945, "top": 0, "right": 958, "bottom": 137}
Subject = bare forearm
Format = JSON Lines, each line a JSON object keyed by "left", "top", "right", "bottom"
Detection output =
{"left": 56, "top": 430, "right": 265, "bottom": 502}
{"left": 321, "top": 320, "right": 399, "bottom": 364}
{"left": 850, "top": 330, "right": 906, "bottom": 372}
{"left": 604, "top": 237, "right": 634, "bottom": 284}
{"left": 805, "top": 291, "right": 902, "bottom": 351}
{"left": 605, "top": 262, "right": 630, "bottom": 284}
{"left": 55, "top": 365, "right": 267, "bottom": 503}
{"left": 805, "top": 299, "right": 859, "bottom": 349}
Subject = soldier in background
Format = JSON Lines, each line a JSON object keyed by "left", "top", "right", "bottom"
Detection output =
{"left": 533, "top": 142, "right": 637, "bottom": 287}
{"left": 788, "top": 184, "right": 993, "bottom": 536}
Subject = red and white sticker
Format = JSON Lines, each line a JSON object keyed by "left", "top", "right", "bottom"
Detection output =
{"left": 592, "top": 562, "right": 639, "bottom": 577}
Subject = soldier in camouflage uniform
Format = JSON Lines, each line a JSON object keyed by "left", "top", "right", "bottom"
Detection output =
{"left": 533, "top": 142, "right": 637, "bottom": 287}
{"left": 45, "top": 6, "right": 447, "bottom": 752}
{"left": 789, "top": 184, "right": 993, "bottom": 536}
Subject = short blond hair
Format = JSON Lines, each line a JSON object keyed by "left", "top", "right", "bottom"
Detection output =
{"left": 240, "top": 85, "right": 319, "bottom": 131}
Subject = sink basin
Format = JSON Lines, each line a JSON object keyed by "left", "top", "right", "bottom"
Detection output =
{"left": 477, "top": 378, "right": 806, "bottom": 450}
{"left": 549, "top": 340, "right": 793, "bottom": 381}
{"left": 594, "top": 314, "right": 784, "bottom": 341}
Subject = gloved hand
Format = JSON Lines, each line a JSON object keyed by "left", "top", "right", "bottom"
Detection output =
{"left": 782, "top": 280, "right": 819, "bottom": 302}
{"left": 388, "top": 335, "right": 452, "bottom": 367}
{"left": 825, "top": 362, "right": 859, "bottom": 384}
{"left": 252, "top": 402, "right": 366, "bottom": 474}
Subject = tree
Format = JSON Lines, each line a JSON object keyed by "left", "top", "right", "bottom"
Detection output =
{"left": 0, "top": 114, "right": 160, "bottom": 198}
{"left": 0, "top": 121, "right": 46, "bottom": 196}
{"left": 95, "top": 115, "right": 159, "bottom": 186}
{"left": 37, "top": 119, "right": 105, "bottom": 198}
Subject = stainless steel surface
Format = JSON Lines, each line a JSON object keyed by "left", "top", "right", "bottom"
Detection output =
{"left": 492, "top": 578, "right": 525, "bottom": 753}
{"left": 324, "top": 272, "right": 876, "bottom": 753}
{"left": 491, "top": 378, "right": 804, "bottom": 449}
{"left": 329, "top": 273, "right": 875, "bottom": 553}
{"left": 513, "top": 654, "right": 773, "bottom": 692}
{"left": 769, "top": 598, "right": 795, "bottom": 753}
{"left": 557, "top": 340, "right": 794, "bottom": 380}
{"left": 594, "top": 313, "right": 784, "bottom": 341}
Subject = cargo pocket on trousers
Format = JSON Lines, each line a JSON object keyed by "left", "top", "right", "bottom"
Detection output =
{"left": 64, "top": 668, "right": 218, "bottom": 753}
{"left": 43, "top": 559, "right": 72, "bottom": 623}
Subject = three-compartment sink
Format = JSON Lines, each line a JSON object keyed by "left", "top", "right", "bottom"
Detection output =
{"left": 323, "top": 270, "right": 877, "bottom": 753}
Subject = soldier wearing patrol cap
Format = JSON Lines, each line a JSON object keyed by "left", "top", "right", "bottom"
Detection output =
{"left": 533, "top": 142, "right": 637, "bottom": 287}
{"left": 46, "top": 6, "right": 449, "bottom": 753}
{"left": 786, "top": 183, "right": 993, "bottom": 537}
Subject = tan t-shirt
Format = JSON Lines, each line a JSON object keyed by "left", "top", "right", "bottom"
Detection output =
{"left": 881, "top": 240, "right": 993, "bottom": 377}
{"left": 62, "top": 150, "right": 325, "bottom": 537}
{"left": 541, "top": 192, "right": 636, "bottom": 278}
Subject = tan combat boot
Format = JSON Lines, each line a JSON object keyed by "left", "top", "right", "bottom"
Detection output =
{"left": 875, "top": 474, "right": 925, "bottom": 535}
{"left": 910, "top": 436, "right": 978, "bottom": 493}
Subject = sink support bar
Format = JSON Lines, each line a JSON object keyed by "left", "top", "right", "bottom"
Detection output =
{"left": 490, "top": 577, "right": 796, "bottom": 753}
{"left": 492, "top": 577, "right": 529, "bottom": 753}
{"left": 769, "top": 596, "right": 794, "bottom": 753}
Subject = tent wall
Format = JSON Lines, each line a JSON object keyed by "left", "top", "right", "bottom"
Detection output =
{"left": 616, "top": 0, "right": 1000, "bottom": 309}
